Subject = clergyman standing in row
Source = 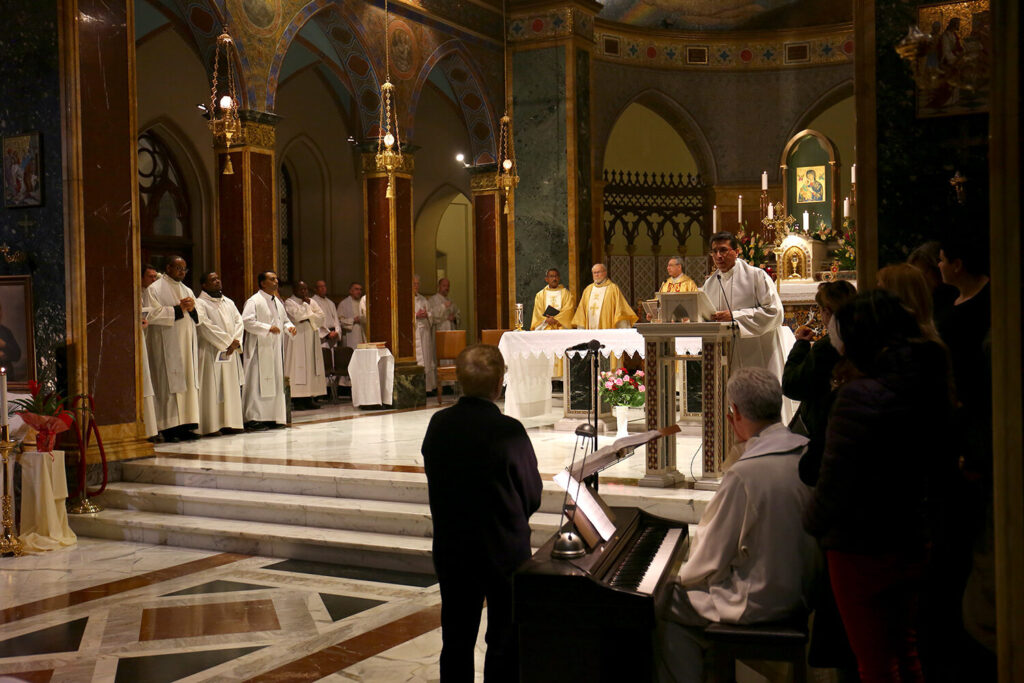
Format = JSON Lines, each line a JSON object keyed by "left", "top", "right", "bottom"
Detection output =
{"left": 195, "top": 271, "right": 245, "bottom": 435}
{"left": 242, "top": 271, "right": 295, "bottom": 430}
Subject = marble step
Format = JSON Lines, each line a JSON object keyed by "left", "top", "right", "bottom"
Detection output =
{"left": 94, "top": 482, "right": 565, "bottom": 548}
{"left": 68, "top": 509, "right": 439, "bottom": 574}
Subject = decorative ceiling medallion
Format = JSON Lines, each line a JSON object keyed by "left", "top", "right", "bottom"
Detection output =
{"left": 235, "top": 0, "right": 281, "bottom": 36}
{"left": 388, "top": 20, "right": 418, "bottom": 80}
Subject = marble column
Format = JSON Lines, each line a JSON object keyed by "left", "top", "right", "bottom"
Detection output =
{"left": 215, "top": 112, "right": 280, "bottom": 305}
{"left": 470, "top": 170, "right": 511, "bottom": 331}
{"left": 62, "top": 0, "right": 151, "bottom": 460}
{"left": 510, "top": 2, "right": 598, "bottom": 306}
{"left": 361, "top": 153, "right": 423, "bottom": 407}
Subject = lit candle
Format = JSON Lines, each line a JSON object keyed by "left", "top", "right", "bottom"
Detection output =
{"left": 713, "top": 205, "right": 718, "bottom": 231}
{"left": 737, "top": 195, "right": 743, "bottom": 224}
{"left": 803, "top": 211, "right": 810, "bottom": 232}
{"left": 768, "top": 203, "right": 774, "bottom": 219}
{"left": 1, "top": 367, "right": 7, "bottom": 428}
{"left": 761, "top": 171, "right": 768, "bottom": 190}
{"left": 850, "top": 164, "right": 856, "bottom": 184}
{"left": 843, "top": 197, "right": 850, "bottom": 218}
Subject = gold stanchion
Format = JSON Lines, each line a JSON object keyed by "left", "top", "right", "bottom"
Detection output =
{"left": 0, "top": 423, "right": 23, "bottom": 556}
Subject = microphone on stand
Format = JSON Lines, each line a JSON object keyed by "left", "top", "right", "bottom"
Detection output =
{"left": 716, "top": 274, "right": 735, "bottom": 326}
{"left": 567, "top": 339, "right": 605, "bottom": 352}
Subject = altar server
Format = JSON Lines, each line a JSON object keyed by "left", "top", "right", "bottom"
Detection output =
{"left": 336, "top": 282, "right": 365, "bottom": 388}
{"left": 428, "top": 277, "right": 461, "bottom": 331}
{"left": 242, "top": 271, "right": 296, "bottom": 429}
{"left": 284, "top": 280, "right": 327, "bottom": 410}
{"left": 195, "top": 272, "right": 244, "bottom": 435}
{"left": 145, "top": 257, "right": 201, "bottom": 441}
{"left": 572, "top": 263, "right": 638, "bottom": 329}
{"left": 414, "top": 274, "right": 439, "bottom": 391}
{"left": 139, "top": 264, "right": 159, "bottom": 438}
{"left": 312, "top": 280, "right": 342, "bottom": 393}
{"left": 659, "top": 256, "right": 699, "bottom": 293}
{"left": 530, "top": 268, "right": 575, "bottom": 330}
{"left": 701, "top": 231, "right": 796, "bottom": 422}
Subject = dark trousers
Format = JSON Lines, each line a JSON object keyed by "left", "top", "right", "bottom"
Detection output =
{"left": 829, "top": 549, "right": 926, "bottom": 683}
{"left": 437, "top": 567, "right": 517, "bottom": 683}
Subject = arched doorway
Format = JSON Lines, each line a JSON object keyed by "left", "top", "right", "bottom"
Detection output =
{"left": 137, "top": 131, "right": 196, "bottom": 278}
{"left": 414, "top": 187, "right": 475, "bottom": 342}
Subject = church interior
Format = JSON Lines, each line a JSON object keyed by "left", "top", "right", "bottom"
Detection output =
{"left": 0, "top": 0, "right": 1021, "bottom": 681}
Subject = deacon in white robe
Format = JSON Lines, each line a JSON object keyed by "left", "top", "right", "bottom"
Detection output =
{"left": 413, "top": 274, "right": 439, "bottom": 392}
{"left": 336, "top": 282, "right": 366, "bottom": 387}
{"left": 284, "top": 280, "right": 327, "bottom": 404}
{"left": 145, "top": 258, "right": 201, "bottom": 440}
{"left": 702, "top": 232, "right": 798, "bottom": 422}
{"left": 139, "top": 265, "right": 160, "bottom": 438}
{"left": 428, "top": 278, "right": 461, "bottom": 331}
{"left": 312, "top": 280, "right": 342, "bottom": 390}
{"left": 242, "top": 271, "right": 296, "bottom": 427}
{"left": 195, "top": 272, "right": 244, "bottom": 434}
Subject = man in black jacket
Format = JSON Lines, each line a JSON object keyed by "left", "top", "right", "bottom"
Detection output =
{"left": 421, "top": 344, "right": 543, "bottom": 683}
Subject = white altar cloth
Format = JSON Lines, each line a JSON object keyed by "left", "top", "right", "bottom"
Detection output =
{"left": 18, "top": 450, "right": 77, "bottom": 553}
{"left": 350, "top": 347, "right": 394, "bottom": 407}
{"left": 498, "top": 329, "right": 702, "bottom": 419}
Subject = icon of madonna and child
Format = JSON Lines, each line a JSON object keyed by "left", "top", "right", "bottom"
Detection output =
{"left": 796, "top": 166, "right": 826, "bottom": 203}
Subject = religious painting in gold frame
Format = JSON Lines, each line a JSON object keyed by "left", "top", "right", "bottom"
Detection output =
{"left": 915, "top": 0, "right": 991, "bottom": 118}
{"left": 795, "top": 165, "right": 826, "bottom": 204}
{"left": 0, "top": 275, "right": 35, "bottom": 389}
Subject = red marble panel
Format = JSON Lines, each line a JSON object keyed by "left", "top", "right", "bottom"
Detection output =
{"left": 394, "top": 177, "right": 414, "bottom": 360}
{"left": 139, "top": 599, "right": 280, "bottom": 641}
{"left": 77, "top": 0, "right": 137, "bottom": 426}
{"left": 474, "top": 193, "right": 498, "bottom": 331}
{"left": 218, "top": 152, "right": 246, "bottom": 304}
{"left": 249, "top": 152, "right": 276, "bottom": 295}
{"left": 365, "top": 177, "right": 393, "bottom": 350}
{"left": 499, "top": 207, "right": 510, "bottom": 328}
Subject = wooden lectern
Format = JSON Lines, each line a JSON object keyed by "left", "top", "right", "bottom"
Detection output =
{"left": 636, "top": 322, "right": 736, "bottom": 487}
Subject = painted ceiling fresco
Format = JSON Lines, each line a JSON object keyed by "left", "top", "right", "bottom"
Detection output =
{"left": 597, "top": 0, "right": 852, "bottom": 31}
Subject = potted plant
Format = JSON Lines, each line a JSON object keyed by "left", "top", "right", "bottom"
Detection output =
{"left": 10, "top": 381, "right": 74, "bottom": 453}
{"left": 598, "top": 368, "right": 646, "bottom": 437}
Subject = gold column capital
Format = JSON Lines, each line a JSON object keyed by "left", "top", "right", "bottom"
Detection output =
{"left": 470, "top": 168, "right": 500, "bottom": 193}
{"left": 360, "top": 151, "right": 415, "bottom": 176}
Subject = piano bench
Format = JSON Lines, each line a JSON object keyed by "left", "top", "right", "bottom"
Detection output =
{"left": 704, "top": 617, "right": 809, "bottom": 683}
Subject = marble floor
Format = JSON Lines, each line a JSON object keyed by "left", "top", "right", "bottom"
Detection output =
{"left": 0, "top": 394, "right": 723, "bottom": 681}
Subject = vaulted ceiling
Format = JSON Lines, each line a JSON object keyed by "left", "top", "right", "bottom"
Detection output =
{"left": 597, "top": 0, "right": 852, "bottom": 31}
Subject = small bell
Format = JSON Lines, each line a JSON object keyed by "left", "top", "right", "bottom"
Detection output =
{"left": 385, "top": 179, "right": 394, "bottom": 199}
{"left": 222, "top": 156, "right": 234, "bottom": 175}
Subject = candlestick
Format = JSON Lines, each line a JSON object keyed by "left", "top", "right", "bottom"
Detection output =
{"left": 803, "top": 211, "right": 809, "bottom": 233}
{"left": 713, "top": 205, "right": 718, "bottom": 231}
{"left": 843, "top": 197, "right": 850, "bottom": 218}
{"left": 767, "top": 203, "right": 774, "bottom": 219}
{"left": 737, "top": 195, "right": 743, "bottom": 224}
{"left": 761, "top": 172, "right": 768, "bottom": 190}
{"left": 1, "top": 367, "right": 7, "bottom": 428}
{"left": 514, "top": 303, "right": 524, "bottom": 331}
{"left": 850, "top": 164, "right": 856, "bottom": 184}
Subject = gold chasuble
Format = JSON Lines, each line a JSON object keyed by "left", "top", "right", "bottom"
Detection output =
{"left": 531, "top": 285, "right": 576, "bottom": 330}
{"left": 572, "top": 280, "right": 638, "bottom": 330}
{"left": 659, "top": 273, "right": 699, "bottom": 293}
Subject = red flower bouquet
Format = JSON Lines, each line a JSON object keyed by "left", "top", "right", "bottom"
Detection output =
{"left": 11, "top": 381, "right": 75, "bottom": 452}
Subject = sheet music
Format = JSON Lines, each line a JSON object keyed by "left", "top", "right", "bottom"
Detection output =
{"left": 554, "top": 470, "right": 617, "bottom": 542}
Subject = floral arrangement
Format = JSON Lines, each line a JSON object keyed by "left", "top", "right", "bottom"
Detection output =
{"left": 598, "top": 368, "right": 646, "bottom": 407}
{"left": 811, "top": 219, "right": 839, "bottom": 243}
{"left": 835, "top": 218, "right": 857, "bottom": 270}
{"left": 735, "top": 226, "right": 773, "bottom": 267}
{"left": 10, "top": 380, "right": 75, "bottom": 452}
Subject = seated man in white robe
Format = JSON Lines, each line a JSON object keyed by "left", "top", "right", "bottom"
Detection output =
{"left": 336, "top": 282, "right": 366, "bottom": 392}
{"left": 284, "top": 280, "right": 327, "bottom": 410}
{"left": 413, "top": 274, "right": 439, "bottom": 392}
{"left": 145, "top": 257, "right": 201, "bottom": 442}
{"left": 195, "top": 271, "right": 245, "bottom": 435}
{"left": 701, "top": 231, "right": 797, "bottom": 423}
{"left": 241, "top": 271, "right": 296, "bottom": 430}
{"left": 656, "top": 368, "right": 820, "bottom": 682}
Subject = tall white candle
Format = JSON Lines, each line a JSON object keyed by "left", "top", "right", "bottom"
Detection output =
{"left": 737, "top": 195, "right": 743, "bottom": 224}
{"left": 1, "top": 367, "right": 7, "bottom": 428}
{"left": 768, "top": 203, "right": 774, "bottom": 219}
{"left": 713, "top": 205, "right": 718, "bottom": 231}
{"left": 843, "top": 197, "right": 850, "bottom": 218}
{"left": 761, "top": 171, "right": 768, "bottom": 190}
{"left": 851, "top": 164, "right": 856, "bottom": 184}
{"left": 803, "top": 211, "right": 810, "bottom": 232}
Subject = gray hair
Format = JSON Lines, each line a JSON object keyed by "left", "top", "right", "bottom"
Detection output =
{"left": 667, "top": 256, "right": 683, "bottom": 267}
{"left": 727, "top": 367, "right": 782, "bottom": 422}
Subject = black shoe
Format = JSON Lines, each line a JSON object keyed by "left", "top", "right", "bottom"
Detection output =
{"left": 202, "top": 431, "right": 223, "bottom": 438}
{"left": 268, "top": 421, "right": 287, "bottom": 430}
{"left": 245, "top": 421, "right": 269, "bottom": 432}
{"left": 179, "top": 430, "right": 200, "bottom": 441}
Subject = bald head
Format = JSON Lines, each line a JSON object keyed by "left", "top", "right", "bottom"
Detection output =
{"left": 166, "top": 257, "right": 187, "bottom": 282}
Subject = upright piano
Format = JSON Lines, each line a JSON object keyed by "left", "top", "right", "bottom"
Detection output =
{"left": 514, "top": 429, "right": 691, "bottom": 682}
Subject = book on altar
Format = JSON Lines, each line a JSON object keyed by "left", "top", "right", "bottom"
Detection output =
{"left": 357, "top": 342, "right": 388, "bottom": 349}
{"left": 657, "top": 290, "right": 716, "bottom": 322}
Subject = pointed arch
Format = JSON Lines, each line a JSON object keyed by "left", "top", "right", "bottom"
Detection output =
{"left": 279, "top": 133, "right": 334, "bottom": 286}
{"left": 786, "top": 79, "right": 854, "bottom": 144}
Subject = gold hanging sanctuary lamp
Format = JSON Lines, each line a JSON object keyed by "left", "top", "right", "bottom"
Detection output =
{"left": 209, "top": 27, "right": 241, "bottom": 175}
{"left": 496, "top": 0, "right": 519, "bottom": 214}
{"left": 375, "top": 0, "right": 403, "bottom": 200}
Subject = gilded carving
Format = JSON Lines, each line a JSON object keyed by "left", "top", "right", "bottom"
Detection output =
{"left": 360, "top": 152, "right": 415, "bottom": 175}
{"left": 214, "top": 121, "right": 277, "bottom": 150}
{"left": 470, "top": 173, "right": 500, "bottom": 192}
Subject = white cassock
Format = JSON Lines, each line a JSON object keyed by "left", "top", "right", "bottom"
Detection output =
{"left": 284, "top": 296, "right": 327, "bottom": 398}
{"left": 427, "top": 293, "right": 460, "bottom": 331}
{"left": 336, "top": 296, "right": 366, "bottom": 387}
{"left": 701, "top": 259, "right": 797, "bottom": 422}
{"left": 313, "top": 294, "right": 339, "bottom": 353}
{"left": 196, "top": 291, "right": 245, "bottom": 434}
{"left": 414, "top": 293, "right": 438, "bottom": 391}
{"left": 242, "top": 291, "right": 295, "bottom": 424}
{"left": 140, "top": 290, "right": 158, "bottom": 438}
{"left": 145, "top": 274, "right": 201, "bottom": 432}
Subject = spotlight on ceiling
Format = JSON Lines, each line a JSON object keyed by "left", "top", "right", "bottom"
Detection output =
{"left": 455, "top": 153, "right": 465, "bottom": 163}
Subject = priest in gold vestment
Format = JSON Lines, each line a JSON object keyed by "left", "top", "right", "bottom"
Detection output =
{"left": 572, "top": 263, "right": 638, "bottom": 329}
{"left": 531, "top": 268, "right": 575, "bottom": 330}
{"left": 659, "top": 256, "right": 698, "bottom": 293}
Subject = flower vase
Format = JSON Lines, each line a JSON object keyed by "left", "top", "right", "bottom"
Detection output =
{"left": 18, "top": 412, "right": 74, "bottom": 453}
{"left": 613, "top": 405, "right": 629, "bottom": 438}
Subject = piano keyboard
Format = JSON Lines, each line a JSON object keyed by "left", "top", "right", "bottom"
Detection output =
{"left": 608, "top": 526, "right": 683, "bottom": 594}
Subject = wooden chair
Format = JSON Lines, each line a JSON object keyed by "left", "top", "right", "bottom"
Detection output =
{"left": 704, "top": 613, "right": 810, "bottom": 683}
{"left": 435, "top": 330, "right": 467, "bottom": 404}
{"left": 480, "top": 329, "right": 510, "bottom": 346}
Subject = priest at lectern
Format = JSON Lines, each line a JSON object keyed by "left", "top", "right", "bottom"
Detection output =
{"left": 572, "top": 263, "right": 638, "bottom": 329}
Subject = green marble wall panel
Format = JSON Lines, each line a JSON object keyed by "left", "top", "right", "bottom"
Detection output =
{"left": 575, "top": 47, "right": 593, "bottom": 289}
{"left": 513, "top": 47, "right": 569, "bottom": 307}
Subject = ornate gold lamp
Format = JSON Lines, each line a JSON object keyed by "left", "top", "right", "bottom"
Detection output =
{"left": 209, "top": 28, "right": 241, "bottom": 175}
{"left": 375, "top": 0, "right": 403, "bottom": 201}
{"left": 496, "top": 0, "right": 519, "bottom": 214}
{"left": 761, "top": 201, "right": 797, "bottom": 294}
